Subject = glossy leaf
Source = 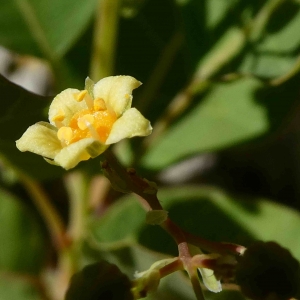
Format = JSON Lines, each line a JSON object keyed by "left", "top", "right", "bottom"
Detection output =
{"left": 0, "top": 0, "right": 97, "bottom": 58}
{"left": 142, "top": 78, "right": 268, "bottom": 169}
{"left": 239, "top": 3, "right": 300, "bottom": 78}
{"left": 160, "top": 186, "right": 300, "bottom": 260}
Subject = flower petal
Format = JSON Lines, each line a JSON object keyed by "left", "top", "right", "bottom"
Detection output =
{"left": 54, "top": 138, "right": 107, "bottom": 170}
{"left": 105, "top": 108, "right": 152, "bottom": 144}
{"left": 16, "top": 121, "right": 61, "bottom": 159}
{"left": 93, "top": 76, "right": 141, "bottom": 117}
{"left": 49, "top": 88, "right": 87, "bottom": 126}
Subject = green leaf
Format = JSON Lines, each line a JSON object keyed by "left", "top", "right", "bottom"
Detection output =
{"left": 90, "top": 196, "right": 145, "bottom": 243}
{"left": 84, "top": 242, "right": 198, "bottom": 300}
{"left": 0, "top": 0, "right": 97, "bottom": 58}
{"left": 0, "top": 276, "right": 40, "bottom": 300}
{"left": 0, "top": 74, "right": 63, "bottom": 179}
{"left": 239, "top": 4, "right": 300, "bottom": 78}
{"left": 205, "top": 0, "right": 237, "bottom": 30}
{"left": 156, "top": 186, "right": 300, "bottom": 261}
{"left": 89, "top": 201, "right": 248, "bottom": 298}
{"left": 142, "top": 78, "right": 268, "bottom": 169}
{"left": 65, "top": 261, "right": 133, "bottom": 300}
{"left": 91, "top": 184, "right": 300, "bottom": 262}
{"left": 0, "top": 188, "right": 45, "bottom": 274}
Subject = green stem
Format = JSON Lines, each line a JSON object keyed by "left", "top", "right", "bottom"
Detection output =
{"left": 270, "top": 54, "right": 300, "bottom": 86}
{"left": 249, "top": 0, "right": 287, "bottom": 42}
{"left": 90, "top": 0, "right": 121, "bottom": 80}
{"left": 52, "top": 172, "right": 89, "bottom": 300}
{"left": 65, "top": 172, "right": 88, "bottom": 245}
{"left": 189, "top": 268, "right": 205, "bottom": 300}
{"left": 19, "top": 174, "right": 67, "bottom": 250}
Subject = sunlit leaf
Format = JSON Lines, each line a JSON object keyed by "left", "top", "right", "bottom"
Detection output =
{"left": 142, "top": 78, "right": 268, "bottom": 169}
{"left": 239, "top": 3, "right": 300, "bottom": 78}
{"left": 93, "top": 186, "right": 300, "bottom": 261}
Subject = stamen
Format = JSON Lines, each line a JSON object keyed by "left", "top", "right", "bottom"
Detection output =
{"left": 94, "top": 98, "right": 106, "bottom": 111}
{"left": 77, "top": 114, "right": 95, "bottom": 130}
{"left": 86, "top": 123, "right": 101, "bottom": 141}
{"left": 57, "top": 127, "right": 73, "bottom": 145}
{"left": 74, "top": 90, "right": 88, "bottom": 102}
{"left": 74, "top": 90, "right": 94, "bottom": 110}
{"left": 54, "top": 120, "right": 64, "bottom": 129}
{"left": 52, "top": 109, "right": 65, "bottom": 122}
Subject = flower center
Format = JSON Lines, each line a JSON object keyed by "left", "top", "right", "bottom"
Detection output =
{"left": 55, "top": 90, "right": 117, "bottom": 146}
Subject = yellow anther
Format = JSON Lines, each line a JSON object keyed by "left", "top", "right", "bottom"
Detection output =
{"left": 74, "top": 90, "right": 88, "bottom": 102}
{"left": 57, "top": 127, "right": 73, "bottom": 143}
{"left": 94, "top": 98, "right": 107, "bottom": 111}
{"left": 52, "top": 109, "right": 65, "bottom": 122}
{"left": 77, "top": 114, "right": 95, "bottom": 130}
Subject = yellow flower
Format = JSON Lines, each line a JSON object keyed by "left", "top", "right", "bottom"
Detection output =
{"left": 16, "top": 76, "right": 152, "bottom": 170}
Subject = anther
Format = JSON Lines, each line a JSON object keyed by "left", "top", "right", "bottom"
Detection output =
{"left": 74, "top": 90, "right": 88, "bottom": 102}
{"left": 94, "top": 98, "right": 107, "bottom": 111}
{"left": 74, "top": 90, "right": 94, "bottom": 110}
{"left": 77, "top": 114, "right": 95, "bottom": 130}
{"left": 52, "top": 109, "right": 65, "bottom": 122}
{"left": 57, "top": 127, "right": 73, "bottom": 145}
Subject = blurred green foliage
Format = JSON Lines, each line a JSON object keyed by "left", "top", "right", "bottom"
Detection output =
{"left": 0, "top": 0, "right": 300, "bottom": 299}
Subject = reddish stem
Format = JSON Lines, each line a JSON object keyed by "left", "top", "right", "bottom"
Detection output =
{"left": 183, "top": 230, "right": 245, "bottom": 255}
{"left": 103, "top": 150, "right": 245, "bottom": 258}
{"left": 159, "top": 259, "right": 183, "bottom": 278}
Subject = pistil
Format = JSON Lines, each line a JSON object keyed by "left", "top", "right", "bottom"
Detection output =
{"left": 77, "top": 114, "right": 101, "bottom": 141}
